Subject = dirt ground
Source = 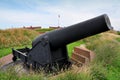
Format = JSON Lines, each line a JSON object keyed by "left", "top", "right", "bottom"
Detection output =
{"left": 0, "top": 54, "right": 13, "bottom": 66}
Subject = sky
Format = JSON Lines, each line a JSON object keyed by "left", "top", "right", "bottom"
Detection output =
{"left": 0, "top": 0, "right": 120, "bottom": 30}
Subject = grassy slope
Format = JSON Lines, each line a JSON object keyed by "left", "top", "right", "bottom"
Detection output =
{"left": 0, "top": 28, "right": 38, "bottom": 57}
{"left": 85, "top": 32, "right": 120, "bottom": 80}
{"left": 0, "top": 28, "right": 39, "bottom": 48}
{"left": 0, "top": 30, "right": 120, "bottom": 80}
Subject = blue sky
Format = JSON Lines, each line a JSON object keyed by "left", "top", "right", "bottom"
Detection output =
{"left": 0, "top": 0, "right": 120, "bottom": 30}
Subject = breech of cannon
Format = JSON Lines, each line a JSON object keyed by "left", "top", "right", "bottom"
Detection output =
{"left": 12, "top": 14, "right": 113, "bottom": 71}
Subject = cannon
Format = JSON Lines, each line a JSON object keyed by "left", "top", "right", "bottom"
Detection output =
{"left": 12, "top": 14, "right": 113, "bottom": 71}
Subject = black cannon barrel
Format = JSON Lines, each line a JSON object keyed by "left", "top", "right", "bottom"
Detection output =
{"left": 33, "top": 14, "right": 113, "bottom": 48}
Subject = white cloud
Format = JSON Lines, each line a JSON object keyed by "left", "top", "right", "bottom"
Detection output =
{"left": 0, "top": 0, "right": 120, "bottom": 30}
{"left": 0, "top": 9, "right": 58, "bottom": 28}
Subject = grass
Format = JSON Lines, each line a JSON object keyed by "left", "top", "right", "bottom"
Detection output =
{"left": 85, "top": 33, "right": 120, "bottom": 80}
{"left": 35, "top": 28, "right": 54, "bottom": 33}
{"left": 0, "top": 68, "right": 45, "bottom": 80}
{"left": 0, "top": 45, "right": 31, "bottom": 58}
{"left": 0, "top": 48, "right": 11, "bottom": 58}
{"left": 67, "top": 40, "right": 85, "bottom": 57}
{"left": 0, "top": 30, "right": 120, "bottom": 80}
{"left": 0, "top": 28, "right": 39, "bottom": 49}
{"left": 54, "top": 71, "right": 91, "bottom": 80}
{"left": 0, "top": 28, "right": 38, "bottom": 58}
{"left": 116, "top": 37, "right": 120, "bottom": 42}
{"left": 0, "top": 67, "right": 91, "bottom": 80}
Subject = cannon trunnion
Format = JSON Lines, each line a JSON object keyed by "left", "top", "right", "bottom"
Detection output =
{"left": 12, "top": 14, "right": 112, "bottom": 71}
